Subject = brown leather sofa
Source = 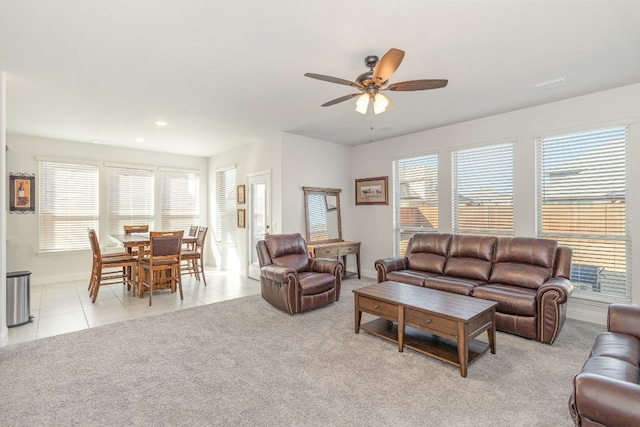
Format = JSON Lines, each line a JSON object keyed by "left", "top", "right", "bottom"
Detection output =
{"left": 256, "top": 233, "right": 343, "bottom": 314}
{"left": 375, "top": 233, "right": 573, "bottom": 344}
{"left": 569, "top": 303, "right": 640, "bottom": 426}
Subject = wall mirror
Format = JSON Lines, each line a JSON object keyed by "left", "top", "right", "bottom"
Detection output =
{"left": 303, "top": 186, "right": 342, "bottom": 244}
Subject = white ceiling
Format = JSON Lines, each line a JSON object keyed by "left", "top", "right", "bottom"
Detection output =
{"left": 2, "top": 1, "right": 640, "bottom": 158}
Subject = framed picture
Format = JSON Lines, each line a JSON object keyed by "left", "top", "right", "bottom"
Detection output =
{"left": 237, "top": 185, "right": 246, "bottom": 204}
{"left": 355, "top": 176, "right": 388, "bottom": 206}
{"left": 9, "top": 173, "right": 36, "bottom": 213}
{"left": 237, "top": 208, "right": 246, "bottom": 228}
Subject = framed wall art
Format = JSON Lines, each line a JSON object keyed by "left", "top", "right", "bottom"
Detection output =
{"left": 237, "top": 208, "right": 246, "bottom": 228}
{"left": 237, "top": 184, "right": 246, "bottom": 204}
{"left": 9, "top": 173, "right": 36, "bottom": 214}
{"left": 355, "top": 176, "right": 388, "bottom": 206}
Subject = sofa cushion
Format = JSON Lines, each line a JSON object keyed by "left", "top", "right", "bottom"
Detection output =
{"left": 580, "top": 355, "right": 640, "bottom": 383}
{"left": 591, "top": 332, "right": 640, "bottom": 366}
{"left": 443, "top": 235, "right": 497, "bottom": 281}
{"left": 472, "top": 284, "right": 537, "bottom": 316}
{"left": 298, "top": 272, "right": 336, "bottom": 295}
{"left": 405, "top": 233, "right": 452, "bottom": 274}
{"left": 423, "top": 276, "right": 481, "bottom": 296}
{"left": 386, "top": 270, "right": 435, "bottom": 287}
{"left": 489, "top": 237, "right": 557, "bottom": 289}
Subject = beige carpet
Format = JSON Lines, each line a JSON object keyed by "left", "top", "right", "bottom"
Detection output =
{"left": 0, "top": 278, "right": 603, "bottom": 426}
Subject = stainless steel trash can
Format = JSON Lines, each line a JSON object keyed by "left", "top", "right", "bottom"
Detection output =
{"left": 6, "top": 271, "right": 33, "bottom": 327}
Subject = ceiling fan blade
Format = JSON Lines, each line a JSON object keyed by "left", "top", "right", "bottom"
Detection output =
{"left": 321, "top": 93, "right": 362, "bottom": 107}
{"left": 304, "top": 73, "right": 364, "bottom": 89}
{"left": 387, "top": 79, "right": 448, "bottom": 91}
{"left": 372, "top": 48, "right": 405, "bottom": 87}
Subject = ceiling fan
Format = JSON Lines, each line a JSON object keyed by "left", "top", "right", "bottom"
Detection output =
{"left": 304, "top": 48, "right": 448, "bottom": 115}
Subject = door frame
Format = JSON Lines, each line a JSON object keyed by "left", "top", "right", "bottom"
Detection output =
{"left": 247, "top": 170, "right": 271, "bottom": 280}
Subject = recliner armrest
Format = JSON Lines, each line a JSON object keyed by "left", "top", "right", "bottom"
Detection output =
{"left": 537, "top": 277, "right": 573, "bottom": 304}
{"left": 261, "top": 265, "right": 297, "bottom": 283}
{"left": 573, "top": 373, "right": 640, "bottom": 427}
{"left": 375, "top": 257, "right": 408, "bottom": 282}
{"left": 608, "top": 303, "right": 640, "bottom": 338}
{"left": 309, "top": 258, "right": 343, "bottom": 277}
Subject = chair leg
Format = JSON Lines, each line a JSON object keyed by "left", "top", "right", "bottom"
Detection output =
{"left": 177, "top": 269, "right": 184, "bottom": 300}
{"left": 199, "top": 257, "right": 207, "bottom": 286}
{"left": 148, "top": 270, "right": 153, "bottom": 306}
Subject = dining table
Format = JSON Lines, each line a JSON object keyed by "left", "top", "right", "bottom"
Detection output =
{"left": 109, "top": 232, "right": 197, "bottom": 298}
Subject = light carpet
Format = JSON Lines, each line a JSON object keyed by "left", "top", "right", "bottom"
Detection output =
{"left": 0, "top": 278, "right": 603, "bottom": 426}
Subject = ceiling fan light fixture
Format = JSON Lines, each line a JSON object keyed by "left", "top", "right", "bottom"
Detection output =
{"left": 373, "top": 93, "right": 389, "bottom": 114}
{"left": 355, "top": 93, "right": 370, "bottom": 114}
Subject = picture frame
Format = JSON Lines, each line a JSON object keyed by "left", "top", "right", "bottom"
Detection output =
{"left": 9, "top": 173, "right": 36, "bottom": 213}
{"left": 355, "top": 176, "right": 389, "bottom": 206}
{"left": 237, "top": 208, "right": 246, "bottom": 228}
{"left": 237, "top": 185, "right": 246, "bottom": 204}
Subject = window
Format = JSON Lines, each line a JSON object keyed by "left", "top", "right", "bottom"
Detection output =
{"left": 39, "top": 160, "right": 99, "bottom": 251}
{"left": 215, "top": 167, "right": 237, "bottom": 244}
{"left": 160, "top": 169, "right": 200, "bottom": 232}
{"left": 537, "top": 126, "right": 629, "bottom": 301}
{"left": 392, "top": 154, "right": 438, "bottom": 257}
{"left": 106, "top": 166, "right": 154, "bottom": 236}
{"left": 452, "top": 142, "right": 513, "bottom": 235}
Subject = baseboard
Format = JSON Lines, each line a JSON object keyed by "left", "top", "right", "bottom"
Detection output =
{"left": 31, "top": 272, "right": 88, "bottom": 286}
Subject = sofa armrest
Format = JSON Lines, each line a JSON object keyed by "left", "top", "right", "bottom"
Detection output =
{"left": 573, "top": 373, "right": 640, "bottom": 427}
{"left": 374, "top": 257, "right": 407, "bottom": 283}
{"left": 537, "top": 277, "right": 573, "bottom": 344}
{"left": 538, "top": 277, "right": 573, "bottom": 304}
{"left": 608, "top": 303, "right": 640, "bottom": 339}
{"left": 261, "top": 265, "right": 297, "bottom": 283}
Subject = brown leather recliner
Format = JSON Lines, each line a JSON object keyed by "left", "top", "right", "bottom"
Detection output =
{"left": 569, "top": 303, "right": 640, "bottom": 426}
{"left": 256, "top": 233, "right": 343, "bottom": 314}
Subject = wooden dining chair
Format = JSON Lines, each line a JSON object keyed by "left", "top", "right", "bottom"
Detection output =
{"left": 181, "top": 226, "right": 208, "bottom": 285}
{"left": 138, "top": 231, "right": 184, "bottom": 306}
{"left": 87, "top": 229, "right": 138, "bottom": 303}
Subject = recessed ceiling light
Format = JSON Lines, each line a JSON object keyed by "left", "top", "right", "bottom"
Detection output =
{"left": 155, "top": 120, "right": 168, "bottom": 127}
{"left": 136, "top": 138, "right": 145, "bottom": 143}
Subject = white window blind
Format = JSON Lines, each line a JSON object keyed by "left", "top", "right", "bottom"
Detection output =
{"left": 106, "top": 166, "right": 154, "bottom": 236}
{"left": 537, "top": 126, "right": 629, "bottom": 301}
{"left": 452, "top": 142, "right": 513, "bottom": 235}
{"left": 160, "top": 169, "right": 200, "bottom": 232}
{"left": 392, "top": 154, "right": 439, "bottom": 257}
{"left": 39, "top": 160, "right": 99, "bottom": 251}
{"left": 215, "top": 168, "right": 237, "bottom": 244}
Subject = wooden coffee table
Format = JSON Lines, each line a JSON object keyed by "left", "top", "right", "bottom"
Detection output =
{"left": 354, "top": 281, "right": 497, "bottom": 377}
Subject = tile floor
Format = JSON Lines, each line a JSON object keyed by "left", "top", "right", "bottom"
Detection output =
{"left": 6, "top": 269, "right": 261, "bottom": 346}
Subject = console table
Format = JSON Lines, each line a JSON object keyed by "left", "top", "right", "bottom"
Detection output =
{"left": 308, "top": 240, "right": 361, "bottom": 279}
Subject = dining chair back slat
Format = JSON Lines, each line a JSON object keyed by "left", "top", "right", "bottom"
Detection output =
{"left": 139, "top": 230, "right": 184, "bottom": 306}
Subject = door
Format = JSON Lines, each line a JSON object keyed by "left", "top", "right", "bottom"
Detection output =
{"left": 247, "top": 171, "right": 271, "bottom": 280}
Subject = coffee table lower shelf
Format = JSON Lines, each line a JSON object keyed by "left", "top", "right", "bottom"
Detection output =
{"left": 360, "top": 318, "right": 491, "bottom": 368}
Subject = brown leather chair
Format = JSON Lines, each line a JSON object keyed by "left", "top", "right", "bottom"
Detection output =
{"left": 256, "top": 233, "right": 343, "bottom": 314}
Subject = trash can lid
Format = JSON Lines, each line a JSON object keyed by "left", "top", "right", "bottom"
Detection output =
{"left": 7, "top": 271, "right": 32, "bottom": 278}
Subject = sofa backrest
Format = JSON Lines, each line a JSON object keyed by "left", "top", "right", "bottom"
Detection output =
{"left": 444, "top": 235, "right": 497, "bottom": 281}
{"left": 489, "top": 237, "right": 557, "bottom": 289}
{"left": 263, "top": 233, "right": 310, "bottom": 272}
{"left": 406, "top": 233, "right": 452, "bottom": 274}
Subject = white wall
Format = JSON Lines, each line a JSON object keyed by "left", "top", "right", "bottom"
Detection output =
{"left": 350, "top": 83, "right": 640, "bottom": 324}
{"left": 208, "top": 134, "right": 283, "bottom": 275}
{"left": 5, "top": 134, "right": 209, "bottom": 285}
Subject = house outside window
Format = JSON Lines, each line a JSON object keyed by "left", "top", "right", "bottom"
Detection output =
{"left": 536, "top": 126, "right": 630, "bottom": 301}
{"left": 392, "top": 153, "right": 438, "bottom": 257}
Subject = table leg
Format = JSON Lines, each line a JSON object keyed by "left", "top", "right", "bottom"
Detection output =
{"left": 488, "top": 311, "right": 496, "bottom": 354}
{"left": 354, "top": 294, "right": 362, "bottom": 333}
{"left": 356, "top": 252, "right": 361, "bottom": 279}
{"left": 457, "top": 322, "right": 469, "bottom": 378}
{"left": 398, "top": 305, "right": 405, "bottom": 352}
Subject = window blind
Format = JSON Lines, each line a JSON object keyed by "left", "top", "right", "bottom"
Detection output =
{"left": 452, "top": 142, "right": 514, "bottom": 235}
{"left": 392, "top": 154, "right": 438, "bottom": 257}
{"left": 160, "top": 169, "right": 200, "bottom": 232}
{"left": 537, "top": 126, "right": 629, "bottom": 300}
{"left": 39, "top": 160, "right": 99, "bottom": 251}
{"left": 215, "top": 168, "right": 237, "bottom": 244}
{"left": 106, "top": 166, "right": 154, "bottom": 236}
